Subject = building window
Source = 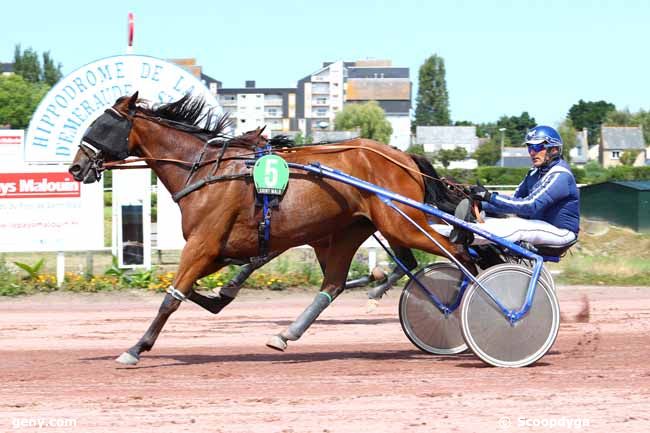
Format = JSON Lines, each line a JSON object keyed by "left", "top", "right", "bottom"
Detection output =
{"left": 315, "top": 108, "right": 328, "bottom": 117}
{"left": 612, "top": 151, "right": 620, "bottom": 159}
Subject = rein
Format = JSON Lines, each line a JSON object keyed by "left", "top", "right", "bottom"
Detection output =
{"left": 275, "top": 144, "right": 472, "bottom": 198}
{"left": 98, "top": 108, "right": 473, "bottom": 206}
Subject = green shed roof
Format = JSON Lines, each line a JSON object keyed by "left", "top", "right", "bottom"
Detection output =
{"left": 581, "top": 181, "right": 650, "bottom": 191}
{"left": 611, "top": 181, "right": 650, "bottom": 191}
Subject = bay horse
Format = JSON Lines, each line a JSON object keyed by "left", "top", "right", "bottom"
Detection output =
{"left": 69, "top": 92, "right": 471, "bottom": 365}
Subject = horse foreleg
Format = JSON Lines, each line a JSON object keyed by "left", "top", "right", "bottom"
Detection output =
{"left": 115, "top": 292, "right": 182, "bottom": 365}
{"left": 266, "top": 221, "right": 375, "bottom": 351}
{"left": 116, "top": 240, "right": 219, "bottom": 365}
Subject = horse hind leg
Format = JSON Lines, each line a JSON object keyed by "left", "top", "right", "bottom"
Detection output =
{"left": 367, "top": 246, "right": 417, "bottom": 300}
{"left": 266, "top": 220, "right": 375, "bottom": 351}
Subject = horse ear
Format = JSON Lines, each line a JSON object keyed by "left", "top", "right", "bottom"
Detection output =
{"left": 128, "top": 91, "right": 139, "bottom": 110}
{"left": 259, "top": 125, "right": 267, "bottom": 135}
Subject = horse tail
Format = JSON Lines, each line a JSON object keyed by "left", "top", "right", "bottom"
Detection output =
{"left": 408, "top": 154, "right": 459, "bottom": 214}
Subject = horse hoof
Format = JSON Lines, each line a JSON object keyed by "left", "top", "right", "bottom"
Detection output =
{"left": 371, "top": 267, "right": 386, "bottom": 282}
{"left": 266, "top": 335, "right": 288, "bottom": 351}
{"left": 116, "top": 351, "right": 139, "bottom": 365}
{"left": 366, "top": 298, "right": 380, "bottom": 313}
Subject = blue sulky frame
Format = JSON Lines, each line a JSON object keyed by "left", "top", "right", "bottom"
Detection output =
{"left": 285, "top": 161, "right": 557, "bottom": 325}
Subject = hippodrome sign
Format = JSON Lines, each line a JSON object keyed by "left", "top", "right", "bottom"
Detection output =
{"left": 25, "top": 55, "right": 219, "bottom": 163}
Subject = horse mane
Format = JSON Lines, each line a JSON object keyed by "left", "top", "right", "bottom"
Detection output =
{"left": 139, "top": 94, "right": 232, "bottom": 139}
{"left": 409, "top": 154, "right": 463, "bottom": 214}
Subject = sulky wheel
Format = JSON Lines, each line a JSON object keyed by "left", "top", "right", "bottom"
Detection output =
{"left": 399, "top": 262, "right": 467, "bottom": 355}
{"left": 460, "top": 263, "right": 560, "bottom": 368}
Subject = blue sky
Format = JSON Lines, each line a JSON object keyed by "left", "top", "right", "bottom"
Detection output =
{"left": 2, "top": 0, "right": 648, "bottom": 125}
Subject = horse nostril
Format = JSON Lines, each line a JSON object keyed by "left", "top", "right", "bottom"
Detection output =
{"left": 69, "top": 164, "right": 81, "bottom": 175}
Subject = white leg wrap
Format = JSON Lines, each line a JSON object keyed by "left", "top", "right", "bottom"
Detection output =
{"left": 166, "top": 286, "right": 187, "bottom": 302}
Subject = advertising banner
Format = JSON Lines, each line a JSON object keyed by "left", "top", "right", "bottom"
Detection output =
{"left": 0, "top": 167, "right": 104, "bottom": 252}
{"left": 0, "top": 130, "right": 24, "bottom": 165}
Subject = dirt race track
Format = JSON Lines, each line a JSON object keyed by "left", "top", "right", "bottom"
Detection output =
{"left": 1, "top": 286, "right": 650, "bottom": 433}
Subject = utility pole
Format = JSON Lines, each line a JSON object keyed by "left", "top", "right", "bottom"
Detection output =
{"left": 499, "top": 127, "right": 506, "bottom": 167}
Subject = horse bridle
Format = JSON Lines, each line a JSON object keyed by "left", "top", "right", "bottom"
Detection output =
{"left": 75, "top": 106, "right": 135, "bottom": 181}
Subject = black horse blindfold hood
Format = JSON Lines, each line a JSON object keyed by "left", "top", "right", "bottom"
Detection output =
{"left": 82, "top": 109, "right": 132, "bottom": 160}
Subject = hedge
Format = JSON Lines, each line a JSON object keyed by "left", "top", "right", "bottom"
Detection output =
{"left": 438, "top": 165, "right": 650, "bottom": 186}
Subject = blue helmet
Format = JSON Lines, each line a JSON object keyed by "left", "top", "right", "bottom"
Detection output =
{"left": 525, "top": 125, "right": 563, "bottom": 153}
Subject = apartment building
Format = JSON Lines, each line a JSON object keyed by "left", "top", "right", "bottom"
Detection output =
{"left": 296, "top": 59, "right": 412, "bottom": 149}
{"left": 217, "top": 81, "right": 297, "bottom": 135}
{"left": 205, "top": 58, "right": 411, "bottom": 146}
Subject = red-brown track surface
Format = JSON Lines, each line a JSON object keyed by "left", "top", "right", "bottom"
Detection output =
{"left": 1, "top": 286, "right": 649, "bottom": 432}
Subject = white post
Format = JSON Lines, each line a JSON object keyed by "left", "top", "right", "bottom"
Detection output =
{"left": 499, "top": 127, "right": 506, "bottom": 167}
{"left": 368, "top": 247, "right": 377, "bottom": 273}
{"left": 56, "top": 251, "right": 65, "bottom": 287}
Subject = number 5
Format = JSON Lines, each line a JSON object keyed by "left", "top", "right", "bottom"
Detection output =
{"left": 264, "top": 159, "right": 278, "bottom": 187}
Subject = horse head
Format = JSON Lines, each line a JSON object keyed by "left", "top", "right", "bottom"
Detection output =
{"left": 69, "top": 92, "right": 140, "bottom": 183}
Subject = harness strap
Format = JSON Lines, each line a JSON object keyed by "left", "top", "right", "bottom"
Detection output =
{"left": 172, "top": 173, "right": 250, "bottom": 202}
{"left": 254, "top": 145, "right": 274, "bottom": 257}
{"left": 183, "top": 139, "right": 213, "bottom": 187}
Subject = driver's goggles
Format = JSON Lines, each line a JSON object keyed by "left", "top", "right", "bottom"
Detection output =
{"left": 527, "top": 143, "right": 546, "bottom": 153}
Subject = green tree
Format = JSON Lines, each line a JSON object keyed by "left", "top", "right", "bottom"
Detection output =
{"left": 496, "top": 112, "right": 537, "bottom": 145}
{"left": 473, "top": 139, "right": 500, "bottom": 166}
{"left": 406, "top": 143, "right": 425, "bottom": 155}
{"left": 414, "top": 54, "right": 450, "bottom": 128}
{"left": 13, "top": 44, "right": 62, "bottom": 86}
{"left": 604, "top": 108, "right": 634, "bottom": 126}
{"left": 567, "top": 99, "right": 616, "bottom": 146}
{"left": 13, "top": 45, "right": 41, "bottom": 83}
{"left": 620, "top": 150, "right": 640, "bottom": 166}
{"left": 0, "top": 75, "right": 49, "bottom": 128}
{"left": 557, "top": 118, "right": 577, "bottom": 163}
{"left": 293, "top": 131, "right": 305, "bottom": 146}
{"left": 334, "top": 101, "right": 393, "bottom": 144}
{"left": 42, "top": 51, "right": 62, "bottom": 86}
{"left": 434, "top": 146, "right": 467, "bottom": 168}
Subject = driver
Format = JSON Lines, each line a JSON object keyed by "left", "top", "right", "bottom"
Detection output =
{"left": 468, "top": 125, "right": 580, "bottom": 247}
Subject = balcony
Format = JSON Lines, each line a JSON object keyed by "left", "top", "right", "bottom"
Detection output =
{"left": 312, "top": 99, "right": 329, "bottom": 106}
{"left": 311, "top": 110, "right": 330, "bottom": 118}
{"left": 219, "top": 98, "right": 237, "bottom": 106}
{"left": 312, "top": 75, "right": 329, "bottom": 82}
{"left": 264, "top": 96, "right": 283, "bottom": 106}
{"left": 311, "top": 84, "right": 330, "bottom": 95}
